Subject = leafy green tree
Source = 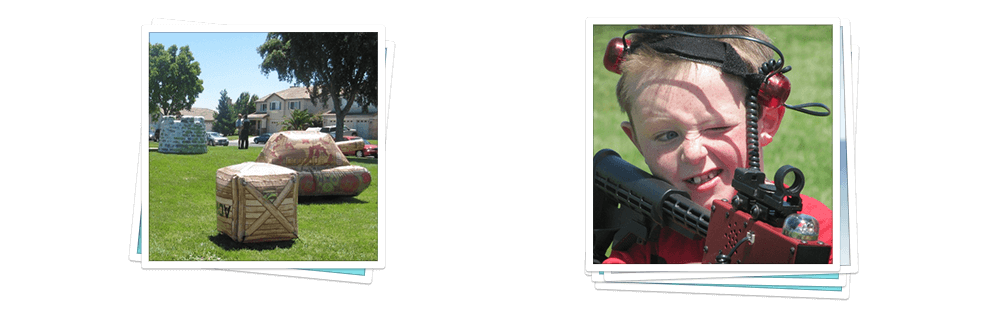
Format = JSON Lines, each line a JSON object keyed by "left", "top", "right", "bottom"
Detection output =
{"left": 213, "top": 89, "right": 236, "bottom": 136}
{"left": 234, "top": 92, "right": 258, "bottom": 117}
{"left": 281, "top": 109, "right": 315, "bottom": 131}
{"left": 232, "top": 92, "right": 258, "bottom": 134}
{"left": 149, "top": 43, "right": 205, "bottom": 122}
{"left": 258, "top": 32, "right": 377, "bottom": 140}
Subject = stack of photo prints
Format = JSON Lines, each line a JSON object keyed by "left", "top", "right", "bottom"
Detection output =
{"left": 129, "top": 19, "right": 395, "bottom": 284}
{"left": 583, "top": 18, "right": 859, "bottom": 299}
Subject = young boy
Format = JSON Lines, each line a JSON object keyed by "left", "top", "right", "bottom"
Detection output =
{"left": 600, "top": 25, "right": 833, "bottom": 264}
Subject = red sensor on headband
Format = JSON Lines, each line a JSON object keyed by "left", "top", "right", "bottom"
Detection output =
{"left": 757, "top": 72, "right": 791, "bottom": 109}
{"left": 604, "top": 37, "right": 629, "bottom": 74}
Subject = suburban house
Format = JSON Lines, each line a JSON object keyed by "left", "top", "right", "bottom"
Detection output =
{"left": 249, "top": 86, "right": 379, "bottom": 139}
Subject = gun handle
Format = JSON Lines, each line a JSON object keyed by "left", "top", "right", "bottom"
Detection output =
{"left": 594, "top": 185, "right": 650, "bottom": 262}
{"left": 593, "top": 184, "right": 619, "bottom": 262}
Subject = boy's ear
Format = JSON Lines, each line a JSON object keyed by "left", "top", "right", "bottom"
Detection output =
{"left": 621, "top": 121, "right": 640, "bottom": 149}
{"left": 759, "top": 107, "right": 785, "bottom": 147}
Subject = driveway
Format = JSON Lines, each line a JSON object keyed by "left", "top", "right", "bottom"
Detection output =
{"left": 227, "top": 139, "right": 267, "bottom": 148}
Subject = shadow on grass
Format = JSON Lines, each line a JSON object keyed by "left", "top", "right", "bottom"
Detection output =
{"left": 298, "top": 195, "right": 368, "bottom": 205}
{"left": 208, "top": 233, "right": 295, "bottom": 251}
{"left": 345, "top": 157, "right": 378, "bottom": 165}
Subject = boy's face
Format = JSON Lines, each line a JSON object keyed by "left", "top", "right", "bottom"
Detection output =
{"left": 621, "top": 64, "right": 749, "bottom": 208}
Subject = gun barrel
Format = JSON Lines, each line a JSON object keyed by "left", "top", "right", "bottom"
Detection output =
{"left": 593, "top": 149, "right": 711, "bottom": 240}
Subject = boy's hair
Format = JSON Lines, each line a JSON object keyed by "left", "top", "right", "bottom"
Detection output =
{"left": 615, "top": 25, "right": 774, "bottom": 124}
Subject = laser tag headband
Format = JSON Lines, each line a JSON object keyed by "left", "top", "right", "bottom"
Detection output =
{"left": 604, "top": 28, "right": 830, "bottom": 170}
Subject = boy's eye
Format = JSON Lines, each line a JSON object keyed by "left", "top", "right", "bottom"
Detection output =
{"left": 707, "top": 126, "right": 733, "bottom": 133}
{"left": 654, "top": 131, "right": 679, "bottom": 142}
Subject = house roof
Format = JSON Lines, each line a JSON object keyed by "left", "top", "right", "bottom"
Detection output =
{"left": 257, "top": 86, "right": 316, "bottom": 102}
{"left": 179, "top": 107, "right": 217, "bottom": 121}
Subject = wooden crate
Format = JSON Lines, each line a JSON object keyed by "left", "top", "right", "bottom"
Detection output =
{"left": 215, "top": 162, "right": 299, "bottom": 243}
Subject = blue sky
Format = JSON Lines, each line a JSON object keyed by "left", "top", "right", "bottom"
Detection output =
{"left": 149, "top": 32, "right": 296, "bottom": 112}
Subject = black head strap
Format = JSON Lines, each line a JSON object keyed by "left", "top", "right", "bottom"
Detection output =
{"left": 645, "top": 36, "right": 755, "bottom": 77}
{"left": 632, "top": 36, "right": 772, "bottom": 93}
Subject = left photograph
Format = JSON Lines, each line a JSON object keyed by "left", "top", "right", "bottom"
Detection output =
{"left": 141, "top": 25, "right": 385, "bottom": 269}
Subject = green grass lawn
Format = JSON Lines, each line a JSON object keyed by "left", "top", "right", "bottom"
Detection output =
{"left": 592, "top": 25, "right": 835, "bottom": 209}
{"left": 148, "top": 143, "right": 378, "bottom": 261}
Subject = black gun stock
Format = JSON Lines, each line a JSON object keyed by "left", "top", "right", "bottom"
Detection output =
{"left": 593, "top": 149, "right": 710, "bottom": 260}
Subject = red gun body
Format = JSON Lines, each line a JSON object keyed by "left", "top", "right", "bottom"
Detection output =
{"left": 702, "top": 199, "right": 830, "bottom": 264}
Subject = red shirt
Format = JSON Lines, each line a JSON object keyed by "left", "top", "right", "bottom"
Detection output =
{"left": 603, "top": 194, "right": 834, "bottom": 264}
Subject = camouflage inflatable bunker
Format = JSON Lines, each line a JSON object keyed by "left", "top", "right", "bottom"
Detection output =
{"left": 254, "top": 131, "right": 371, "bottom": 197}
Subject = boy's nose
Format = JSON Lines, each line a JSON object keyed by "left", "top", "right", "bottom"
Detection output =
{"left": 681, "top": 135, "right": 707, "bottom": 164}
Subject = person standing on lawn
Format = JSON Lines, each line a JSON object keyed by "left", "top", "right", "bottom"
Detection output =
{"left": 238, "top": 118, "right": 252, "bottom": 150}
{"left": 237, "top": 114, "right": 249, "bottom": 149}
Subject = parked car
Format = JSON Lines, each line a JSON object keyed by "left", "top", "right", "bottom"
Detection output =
{"left": 253, "top": 133, "right": 272, "bottom": 144}
{"left": 328, "top": 125, "right": 358, "bottom": 137}
{"left": 309, "top": 125, "right": 356, "bottom": 136}
{"left": 206, "top": 132, "right": 229, "bottom": 146}
{"left": 338, "top": 136, "right": 377, "bottom": 158}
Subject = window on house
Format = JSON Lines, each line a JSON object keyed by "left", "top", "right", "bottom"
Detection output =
{"left": 271, "top": 101, "right": 281, "bottom": 110}
{"left": 260, "top": 104, "right": 267, "bottom": 112}
{"left": 289, "top": 101, "right": 300, "bottom": 110}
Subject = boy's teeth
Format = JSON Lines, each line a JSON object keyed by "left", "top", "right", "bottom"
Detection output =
{"left": 688, "top": 170, "right": 719, "bottom": 185}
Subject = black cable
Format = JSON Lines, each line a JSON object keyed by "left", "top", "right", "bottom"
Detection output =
{"left": 728, "top": 235, "right": 751, "bottom": 259}
{"left": 785, "top": 102, "right": 831, "bottom": 117}
{"left": 715, "top": 235, "right": 751, "bottom": 264}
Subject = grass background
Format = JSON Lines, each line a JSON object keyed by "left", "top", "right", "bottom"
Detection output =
{"left": 591, "top": 25, "right": 834, "bottom": 208}
{"left": 147, "top": 141, "right": 378, "bottom": 261}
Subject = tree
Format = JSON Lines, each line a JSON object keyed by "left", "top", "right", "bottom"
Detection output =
{"left": 213, "top": 89, "right": 236, "bottom": 136}
{"left": 281, "top": 109, "right": 315, "bottom": 131}
{"left": 257, "top": 32, "right": 377, "bottom": 141}
{"left": 233, "top": 92, "right": 258, "bottom": 134}
{"left": 149, "top": 43, "right": 205, "bottom": 122}
{"left": 234, "top": 92, "right": 258, "bottom": 117}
